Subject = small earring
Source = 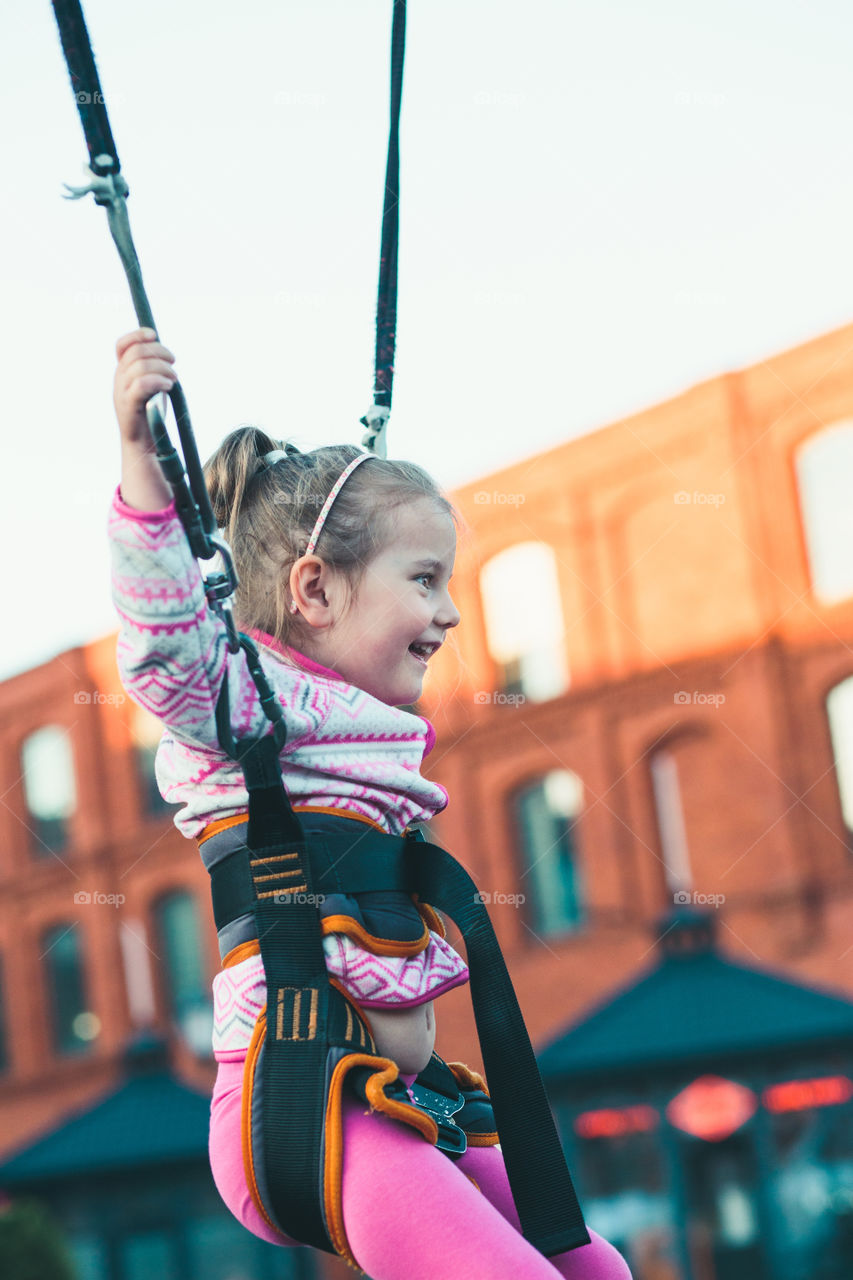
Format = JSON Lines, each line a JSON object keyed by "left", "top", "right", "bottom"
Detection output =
{"left": 290, "top": 601, "right": 299, "bottom": 614}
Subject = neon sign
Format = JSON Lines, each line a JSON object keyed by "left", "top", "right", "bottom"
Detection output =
{"left": 763, "top": 1075, "right": 853, "bottom": 1113}
{"left": 666, "top": 1075, "right": 758, "bottom": 1141}
{"left": 574, "top": 1106, "right": 658, "bottom": 1138}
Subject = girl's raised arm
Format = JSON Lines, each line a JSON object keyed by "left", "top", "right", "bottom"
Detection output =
{"left": 107, "top": 331, "right": 302, "bottom": 753}
{"left": 113, "top": 327, "right": 176, "bottom": 512}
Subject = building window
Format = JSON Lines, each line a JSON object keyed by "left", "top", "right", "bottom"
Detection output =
{"left": 515, "top": 770, "right": 584, "bottom": 935}
{"left": 132, "top": 707, "right": 173, "bottom": 817}
{"left": 650, "top": 748, "right": 694, "bottom": 896}
{"left": 479, "top": 542, "right": 569, "bottom": 702}
{"left": 21, "top": 726, "right": 77, "bottom": 855}
{"left": 0, "top": 958, "right": 8, "bottom": 1072}
{"left": 796, "top": 423, "right": 853, "bottom": 605}
{"left": 826, "top": 677, "right": 853, "bottom": 845}
{"left": 42, "top": 923, "right": 98, "bottom": 1055}
{"left": 153, "top": 892, "right": 212, "bottom": 1056}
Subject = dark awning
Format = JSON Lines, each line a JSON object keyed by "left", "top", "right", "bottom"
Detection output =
{"left": 0, "top": 1035, "right": 211, "bottom": 1185}
{"left": 539, "top": 908, "right": 853, "bottom": 1081}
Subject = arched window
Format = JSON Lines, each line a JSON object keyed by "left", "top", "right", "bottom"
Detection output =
{"left": 826, "top": 677, "right": 853, "bottom": 844}
{"left": 796, "top": 424, "right": 853, "bottom": 604}
{"left": 42, "top": 923, "right": 98, "bottom": 1055}
{"left": 21, "top": 726, "right": 77, "bottom": 855}
{"left": 650, "top": 747, "right": 694, "bottom": 896}
{"left": 514, "top": 770, "right": 584, "bottom": 935}
{"left": 152, "top": 891, "right": 212, "bottom": 1056}
{"left": 479, "top": 542, "right": 568, "bottom": 702}
{"left": 0, "top": 957, "right": 8, "bottom": 1073}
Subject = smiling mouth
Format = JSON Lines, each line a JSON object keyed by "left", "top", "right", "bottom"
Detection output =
{"left": 408, "top": 642, "right": 439, "bottom": 665}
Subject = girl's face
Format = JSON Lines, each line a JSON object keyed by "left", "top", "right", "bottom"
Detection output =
{"left": 319, "top": 498, "right": 460, "bottom": 706}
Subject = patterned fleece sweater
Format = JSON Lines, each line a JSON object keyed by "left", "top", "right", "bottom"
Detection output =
{"left": 108, "top": 486, "right": 469, "bottom": 1054}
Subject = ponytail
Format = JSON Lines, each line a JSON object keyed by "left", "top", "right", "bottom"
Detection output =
{"left": 205, "top": 427, "right": 290, "bottom": 548}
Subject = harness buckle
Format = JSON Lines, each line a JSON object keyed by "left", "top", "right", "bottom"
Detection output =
{"left": 408, "top": 1081, "right": 467, "bottom": 1157}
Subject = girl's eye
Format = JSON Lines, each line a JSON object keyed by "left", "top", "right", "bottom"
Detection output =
{"left": 415, "top": 573, "right": 433, "bottom": 588}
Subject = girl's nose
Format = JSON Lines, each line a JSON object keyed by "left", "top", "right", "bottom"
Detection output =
{"left": 438, "top": 591, "right": 460, "bottom": 630}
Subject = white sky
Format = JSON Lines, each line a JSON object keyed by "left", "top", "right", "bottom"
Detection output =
{"left": 3, "top": 0, "right": 853, "bottom": 680}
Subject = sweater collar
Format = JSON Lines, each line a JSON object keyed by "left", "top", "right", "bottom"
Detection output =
{"left": 244, "top": 627, "right": 437, "bottom": 756}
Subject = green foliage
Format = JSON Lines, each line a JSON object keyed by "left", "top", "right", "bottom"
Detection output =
{"left": 0, "top": 1198, "right": 77, "bottom": 1280}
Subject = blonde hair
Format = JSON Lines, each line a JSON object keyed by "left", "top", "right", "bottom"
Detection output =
{"left": 204, "top": 427, "right": 456, "bottom": 646}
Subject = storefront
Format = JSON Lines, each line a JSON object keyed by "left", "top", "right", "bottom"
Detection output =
{"left": 539, "top": 909, "right": 853, "bottom": 1280}
{"left": 0, "top": 1035, "right": 314, "bottom": 1280}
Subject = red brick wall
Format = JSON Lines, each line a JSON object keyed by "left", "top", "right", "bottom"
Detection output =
{"left": 3, "top": 324, "right": 853, "bottom": 1280}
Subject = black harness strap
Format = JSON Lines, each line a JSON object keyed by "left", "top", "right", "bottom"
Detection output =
{"left": 51, "top": 0, "right": 119, "bottom": 178}
{"left": 404, "top": 834, "right": 591, "bottom": 1256}
{"left": 209, "top": 734, "right": 591, "bottom": 1256}
{"left": 233, "top": 730, "right": 336, "bottom": 1252}
{"left": 360, "top": 0, "right": 406, "bottom": 457}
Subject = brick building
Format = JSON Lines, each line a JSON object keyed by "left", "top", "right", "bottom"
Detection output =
{"left": 2, "top": 321, "right": 853, "bottom": 1278}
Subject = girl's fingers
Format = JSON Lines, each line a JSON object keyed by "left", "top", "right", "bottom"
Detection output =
{"left": 122, "top": 356, "right": 178, "bottom": 385}
{"left": 122, "top": 373, "right": 176, "bottom": 403}
{"left": 115, "top": 327, "right": 157, "bottom": 359}
{"left": 116, "top": 330, "right": 176, "bottom": 366}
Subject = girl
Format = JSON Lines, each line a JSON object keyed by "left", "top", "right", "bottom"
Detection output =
{"left": 110, "top": 327, "right": 633, "bottom": 1280}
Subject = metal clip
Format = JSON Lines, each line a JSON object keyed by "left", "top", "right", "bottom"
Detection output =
{"left": 62, "top": 163, "right": 128, "bottom": 209}
{"left": 408, "top": 1082, "right": 467, "bottom": 1157}
{"left": 359, "top": 403, "right": 391, "bottom": 459}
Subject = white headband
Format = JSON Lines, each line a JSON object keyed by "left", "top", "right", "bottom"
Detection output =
{"left": 304, "top": 452, "right": 375, "bottom": 555}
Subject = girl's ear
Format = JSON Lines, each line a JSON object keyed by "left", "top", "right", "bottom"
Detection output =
{"left": 289, "top": 555, "right": 342, "bottom": 630}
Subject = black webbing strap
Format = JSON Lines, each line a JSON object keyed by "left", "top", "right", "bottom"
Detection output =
{"left": 52, "top": 0, "right": 120, "bottom": 177}
{"left": 404, "top": 833, "right": 592, "bottom": 1257}
{"left": 360, "top": 0, "right": 406, "bottom": 455}
{"left": 372, "top": 0, "right": 406, "bottom": 412}
{"left": 236, "top": 732, "right": 337, "bottom": 1251}
{"left": 207, "top": 795, "right": 591, "bottom": 1256}
{"left": 210, "top": 830, "right": 412, "bottom": 931}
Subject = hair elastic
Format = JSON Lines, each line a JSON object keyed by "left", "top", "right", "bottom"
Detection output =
{"left": 304, "top": 452, "right": 375, "bottom": 556}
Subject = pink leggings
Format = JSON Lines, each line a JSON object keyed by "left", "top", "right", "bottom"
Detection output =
{"left": 209, "top": 1059, "right": 633, "bottom": 1279}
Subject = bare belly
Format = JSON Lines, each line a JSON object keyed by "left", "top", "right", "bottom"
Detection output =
{"left": 366, "top": 1000, "right": 435, "bottom": 1074}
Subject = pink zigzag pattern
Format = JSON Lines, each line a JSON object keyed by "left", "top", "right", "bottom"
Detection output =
{"left": 110, "top": 490, "right": 458, "bottom": 1007}
{"left": 209, "top": 935, "right": 470, "bottom": 1057}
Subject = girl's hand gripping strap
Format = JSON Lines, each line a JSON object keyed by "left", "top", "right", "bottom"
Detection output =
{"left": 404, "top": 832, "right": 592, "bottom": 1257}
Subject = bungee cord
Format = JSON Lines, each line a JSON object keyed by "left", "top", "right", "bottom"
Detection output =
{"left": 359, "top": 0, "right": 406, "bottom": 458}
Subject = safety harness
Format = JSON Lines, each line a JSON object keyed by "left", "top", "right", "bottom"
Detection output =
{"left": 50, "top": 0, "right": 591, "bottom": 1264}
